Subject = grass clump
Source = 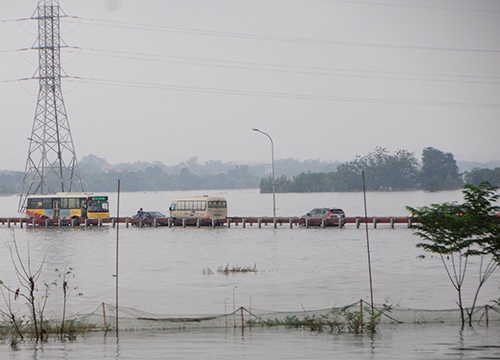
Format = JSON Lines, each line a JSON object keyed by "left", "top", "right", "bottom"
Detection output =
{"left": 218, "top": 263, "right": 258, "bottom": 275}
{"left": 246, "top": 302, "right": 391, "bottom": 334}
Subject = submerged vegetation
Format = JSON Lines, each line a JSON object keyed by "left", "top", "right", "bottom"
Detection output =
{"left": 0, "top": 233, "right": 91, "bottom": 346}
{"left": 203, "top": 264, "right": 258, "bottom": 275}
{"left": 217, "top": 263, "right": 258, "bottom": 275}
{"left": 0, "top": 319, "right": 95, "bottom": 347}
{"left": 246, "top": 302, "right": 392, "bottom": 334}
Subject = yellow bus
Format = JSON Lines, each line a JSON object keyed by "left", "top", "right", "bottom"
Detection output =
{"left": 169, "top": 196, "right": 227, "bottom": 220}
{"left": 26, "top": 193, "right": 110, "bottom": 220}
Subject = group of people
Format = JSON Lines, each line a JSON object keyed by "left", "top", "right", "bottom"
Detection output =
{"left": 134, "top": 208, "right": 144, "bottom": 219}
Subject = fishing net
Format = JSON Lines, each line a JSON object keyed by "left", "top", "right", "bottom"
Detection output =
{"left": 72, "top": 301, "right": 499, "bottom": 331}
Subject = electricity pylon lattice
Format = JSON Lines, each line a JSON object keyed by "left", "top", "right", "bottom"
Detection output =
{"left": 18, "top": 0, "right": 84, "bottom": 212}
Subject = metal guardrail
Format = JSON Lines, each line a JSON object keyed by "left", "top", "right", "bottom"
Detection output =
{"left": 0, "top": 216, "right": 412, "bottom": 229}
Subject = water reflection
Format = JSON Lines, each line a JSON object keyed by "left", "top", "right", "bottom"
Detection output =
{"left": 4, "top": 325, "right": 499, "bottom": 359}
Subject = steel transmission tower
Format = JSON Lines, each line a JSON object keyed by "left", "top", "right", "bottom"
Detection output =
{"left": 18, "top": 0, "right": 84, "bottom": 212}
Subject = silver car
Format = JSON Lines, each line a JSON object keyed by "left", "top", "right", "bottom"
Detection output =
{"left": 300, "top": 207, "right": 345, "bottom": 226}
{"left": 300, "top": 208, "right": 345, "bottom": 219}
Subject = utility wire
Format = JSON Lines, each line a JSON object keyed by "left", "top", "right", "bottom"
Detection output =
{"left": 0, "top": 17, "right": 33, "bottom": 23}
{"left": 2, "top": 75, "right": 499, "bottom": 108}
{"left": 0, "top": 78, "right": 35, "bottom": 83}
{"left": 61, "top": 16, "right": 500, "bottom": 54}
{"left": 59, "top": 46, "right": 500, "bottom": 85}
{"left": 4, "top": 45, "right": 499, "bottom": 85}
{"left": 317, "top": 0, "right": 500, "bottom": 13}
{"left": 64, "top": 76, "right": 500, "bottom": 109}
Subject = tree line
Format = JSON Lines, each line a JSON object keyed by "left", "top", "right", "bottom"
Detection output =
{"left": 0, "top": 156, "right": 340, "bottom": 195}
{"left": 81, "top": 165, "right": 259, "bottom": 192}
{"left": 259, "top": 147, "right": 500, "bottom": 193}
{"left": 0, "top": 148, "right": 499, "bottom": 195}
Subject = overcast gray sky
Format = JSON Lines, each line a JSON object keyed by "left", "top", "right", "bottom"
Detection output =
{"left": 1, "top": 0, "right": 499, "bottom": 172}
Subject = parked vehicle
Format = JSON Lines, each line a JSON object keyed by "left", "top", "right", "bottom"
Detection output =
{"left": 300, "top": 207, "right": 345, "bottom": 226}
{"left": 130, "top": 210, "right": 167, "bottom": 226}
{"left": 131, "top": 211, "right": 166, "bottom": 220}
{"left": 26, "top": 193, "right": 109, "bottom": 220}
{"left": 169, "top": 196, "right": 227, "bottom": 220}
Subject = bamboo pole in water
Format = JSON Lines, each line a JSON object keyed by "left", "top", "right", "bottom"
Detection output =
{"left": 115, "top": 179, "right": 121, "bottom": 337}
{"left": 362, "top": 170, "right": 374, "bottom": 311}
{"left": 102, "top": 302, "right": 108, "bottom": 332}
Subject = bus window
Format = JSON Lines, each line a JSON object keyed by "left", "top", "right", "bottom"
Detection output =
{"left": 88, "top": 201, "right": 107, "bottom": 212}
{"left": 27, "top": 197, "right": 52, "bottom": 209}
{"left": 194, "top": 201, "right": 206, "bottom": 210}
{"left": 177, "top": 201, "right": 205, "bottom": 211}
{"left": 209, "top": 200, "right": 226, "bottom": 209}
{"left": 88, "top": 201, "right": 95, "bottom": 211}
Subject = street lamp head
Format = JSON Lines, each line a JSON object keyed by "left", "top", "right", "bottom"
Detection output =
{"left": 252, "top": 128, "right": 259, "bottom": 132}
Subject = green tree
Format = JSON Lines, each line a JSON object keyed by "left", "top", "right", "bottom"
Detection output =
{"left": 225, "top": 165, "right": 259, "bottom": 188}
{"left": 362, "top": 147, "right": 419, "bottom": 190}
{"left": 291, "top": 171, "right": 332, "bottom": 192}
{"left": 333, "top": 163, "right": 363, "bottom": 191}
{"left": 421, "top": 147, "right": 462, "bottom": 191}
{"left": 275, "top": 175, "right": 292, "bottom": 193}
{"left": 259, "top": 176, "right": 273, "bottom": 193}
{"left": 0, "top": 171, "right": 23, "bottom": 195}
{"left": 179, "top": 168, "right": 200, "bottom": 189}
{"left": 464, "top": 167, "right": 500, "bottom": 186}
{"left": 334, "top": 147, "right": 419, "bottom": 191}
{"left": 407, "top": 182, "right": 500, "bottom": 327}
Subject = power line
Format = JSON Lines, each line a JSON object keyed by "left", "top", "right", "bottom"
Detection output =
{"left": 5, "top": 46, "right": 498, "bottom": 85}
{"left": 3, "top": 73, "right": 499, "bottom": 108}
{"left": 66, "top": 76, "right": 500, "bottom": 109}
{"left": 0, "top": 78, "right": 35, "bottom": 84}
{"left": 0, "top": 46, "right": 500, "bottom": 85}
{"left": 59, "top": 46, "right": 500, "bottom": 85}
{"left": 0, "top": 17, "right": 33, "bottom": 23}
{"left": 317, "top": 0, "right": 500, "bottom": 13}
{"left": 61, "top": 16, "right": 500, "bottom": 54}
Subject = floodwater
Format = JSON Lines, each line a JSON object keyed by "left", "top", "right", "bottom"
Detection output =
{"left": 0, "top": 189, "right": 499, "bottom": 359}
{"left": 4, "top": 325, "right": 500, "bottom": 360}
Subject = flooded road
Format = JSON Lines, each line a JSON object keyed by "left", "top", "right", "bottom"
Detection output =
{"left": 0, "top": 189, "right": 498, "bottom": 358}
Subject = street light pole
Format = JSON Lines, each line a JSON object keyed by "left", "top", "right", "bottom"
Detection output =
{"left": 252, "top": 128, "right": 276, "bottom": 218}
